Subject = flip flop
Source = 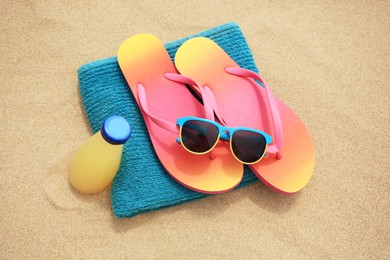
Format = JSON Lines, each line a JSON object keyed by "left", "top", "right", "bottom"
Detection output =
{"left": 174, "top": 37, "right": 315, "bottom": 194}
{"left": 117, "top": 34, "right": 243, "bottom": 194}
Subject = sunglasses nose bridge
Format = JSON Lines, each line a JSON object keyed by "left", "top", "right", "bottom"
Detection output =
{"left": 219, "top": 126, "right": 231, "bottom": 141}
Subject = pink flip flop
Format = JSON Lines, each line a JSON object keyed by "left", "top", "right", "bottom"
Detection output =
{"left": 117, "top": 34, "right": 244, "bottom": 194}
{"left": 174, "top": 37, "right": 315, "bottom": 194}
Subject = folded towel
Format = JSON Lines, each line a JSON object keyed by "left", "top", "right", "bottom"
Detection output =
{"left": 78, "top": 22, "right": 260, "bottom": 218}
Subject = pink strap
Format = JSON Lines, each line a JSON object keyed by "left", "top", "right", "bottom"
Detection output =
{"left": 203, "top": 86, "right": 227, "bottom": 126}
{"left": 225, "top": 67, "right": 283, "bottom": 159}
{"left": 137, "top": 83, "right": 180, "bottom": 134}
{"left": 163, "top": 73, "right": 217, "bottom": 160}
{"left": 137, "top": 74, "right": 217, "bottom": 160}
{"left": 166, "top": 77, "right": 226, "bottom": 125}
{"left": 164, "top": 73, "right": 214, "bottom": 121}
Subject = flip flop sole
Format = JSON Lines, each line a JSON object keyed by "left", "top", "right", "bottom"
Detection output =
{"left": 175, "top": 37, "right": 315, "bottom": 194}
{"left": 249, "top": 99, "right": 315, "bottom": 194}
{"left": 117, "top": 34, "right": 243, "bottom": 194}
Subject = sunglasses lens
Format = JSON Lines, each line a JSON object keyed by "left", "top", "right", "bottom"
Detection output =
{"left": 181, "top": 120, "right": 219, "bottom": 153}
{"left": 231, "top": 130, "right": 267, "bottom": 163}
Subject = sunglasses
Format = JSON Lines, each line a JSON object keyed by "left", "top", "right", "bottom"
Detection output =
{"left": 176, "top": 117, "right": 272, "bottom": 164}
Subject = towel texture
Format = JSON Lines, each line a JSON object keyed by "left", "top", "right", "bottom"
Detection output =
{"left": 78, "top": 22, "right": 260, "bottom": 218}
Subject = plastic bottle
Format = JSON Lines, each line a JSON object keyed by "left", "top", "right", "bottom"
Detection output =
{"left": 69, "top": 115, "right": 131, "bottom": 194}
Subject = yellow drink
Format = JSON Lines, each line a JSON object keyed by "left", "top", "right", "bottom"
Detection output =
{"left": 69, "top": 116, "right": 131, "bottom": 194}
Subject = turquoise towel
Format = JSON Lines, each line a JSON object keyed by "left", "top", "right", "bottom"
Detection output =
{"left": 78, "top": 22, "right": 260, "bottom": 218}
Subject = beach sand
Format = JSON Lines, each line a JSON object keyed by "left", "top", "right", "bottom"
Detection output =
{"left": 1, "top": 1, "right": 389, "bottom": 258}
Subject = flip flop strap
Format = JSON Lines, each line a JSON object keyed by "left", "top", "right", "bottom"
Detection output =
{"left": 137, "top": 83, "right": 180, "bottom": 133}
{"left": 164, "top": 73, "right": 214, "bottom": 121}
{"left": 202, "top": 86, "right": 228, "bottom": 126}
{"left": 137, "top": 73, "right": 215, "bottom": 133}
{"left": 225, "top": 67, "right": 283, "bottom": 158}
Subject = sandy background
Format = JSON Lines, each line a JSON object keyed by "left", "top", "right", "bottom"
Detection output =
{"left": 1, "top": 1, "right": 389, "bottom": 259}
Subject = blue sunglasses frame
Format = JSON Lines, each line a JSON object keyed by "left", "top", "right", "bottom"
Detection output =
{"left": 176, "top": 116, "right": 272, "bottom": 164}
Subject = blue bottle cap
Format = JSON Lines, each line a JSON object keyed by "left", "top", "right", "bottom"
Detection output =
{"left": 101, "top": 116, "right": 132, "bottom": 145}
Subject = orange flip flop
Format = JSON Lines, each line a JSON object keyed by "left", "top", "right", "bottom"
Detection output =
{"left": 117, "top": 34, "right": 244, "bottom": 194}
{"left": 174, "top": 37, "right": 315, "bottom": 194}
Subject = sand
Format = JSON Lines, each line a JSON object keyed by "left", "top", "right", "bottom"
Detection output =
{"left": 1, "top": 1, "right": 389, "bottom": 258}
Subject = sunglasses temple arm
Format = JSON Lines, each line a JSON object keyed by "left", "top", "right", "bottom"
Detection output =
{"left": 137, "top": 84, "right": 180, "bottom": 134}
{"left": 225, "top": 67, "right": 283, "bottom": 160}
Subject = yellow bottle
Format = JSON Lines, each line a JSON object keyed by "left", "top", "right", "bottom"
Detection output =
{"left": 69, "top": 116, "right": 131, "bottom": 194}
